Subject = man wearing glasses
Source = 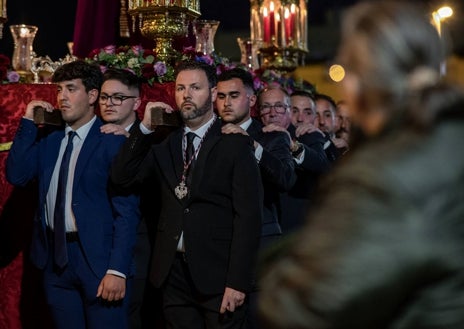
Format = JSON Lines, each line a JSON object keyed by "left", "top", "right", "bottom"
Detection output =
{"left": 258, "top": 86, "right": 330, "bottom": 233}
{"left": 99, "top": 68, "right": 171, "bottom": 329}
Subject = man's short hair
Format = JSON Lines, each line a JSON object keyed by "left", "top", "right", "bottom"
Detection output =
{"left": 175, "top": 61, "right": 217, "bottom": 88}
{"left": 218, "top": 68, "right": 255, "bottom": 94}
{"left": 103, "top": 68, "right": 142, "bottom": 94}
{"left": 52, "top": 60, "right": 103, "bottom": 92}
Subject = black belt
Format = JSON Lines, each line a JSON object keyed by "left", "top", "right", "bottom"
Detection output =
{"left": 46, "top": 227, "right": 79, "bottom": 243}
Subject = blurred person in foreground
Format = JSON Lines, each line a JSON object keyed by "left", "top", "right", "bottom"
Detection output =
{"left": 258, "top": 1, "right": 464, "bottom": 328}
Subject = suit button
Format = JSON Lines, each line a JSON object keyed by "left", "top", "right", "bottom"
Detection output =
{"left": 184, "top": 208, "right": 190, "bottom": 214}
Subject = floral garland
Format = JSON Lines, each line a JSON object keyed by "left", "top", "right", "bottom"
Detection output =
{"left": 0, "top": 45, "right": 316, "bottom": 95}
{"left": 86, "top": 44, "right": 316, "bottom": 94}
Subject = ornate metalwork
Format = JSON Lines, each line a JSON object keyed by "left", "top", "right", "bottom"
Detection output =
{"left": 128, "top": 0, "right": 201, "bottom": 63}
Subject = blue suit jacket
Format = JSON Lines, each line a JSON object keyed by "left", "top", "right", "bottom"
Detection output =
{"left": 6, "top": 117, "right": 140, "bottom": 278}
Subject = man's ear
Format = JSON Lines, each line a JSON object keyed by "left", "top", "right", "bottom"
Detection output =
{"left": 88, "top": 89, "right": 99, "bottom": 105}
{"left": 249, "top": 94, "right": 257, "bottom": 107}
{"left": 133, "top": 97, "right": 142, "bottom": 112}
{"left": 211, "top": 86, "right": 218, "bottom": 102}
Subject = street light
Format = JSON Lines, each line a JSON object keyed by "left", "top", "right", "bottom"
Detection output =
{"left": 431, "top": 6, "right": 453, "bottom": 76}
{"left": 432, "top": 6, "right": 453, "bottom": 37}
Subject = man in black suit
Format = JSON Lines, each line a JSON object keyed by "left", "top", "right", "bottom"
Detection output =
{"left": 217, "top": 68, "right": 295, "bottom": 248}
{"left": 110, "top": 61, "right": 263, "bottom": 329}
{"left": 314, "top": 93, "right": 346, "bottom": 162}
{"left": 258, "top": 87, "right": 330, "bottom": 233}
{"left": 217, "top": 68, "right": 296, "bottom": 329}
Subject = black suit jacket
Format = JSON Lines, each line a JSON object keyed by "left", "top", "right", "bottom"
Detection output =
{"left": 246, "top": 119, "right": 295, "bottom": 245}
{"left": 280, "top": 124, "right": 331, "bottom": 233}
{"left": 111, "top": 118, "right": 263, "bottom": 295}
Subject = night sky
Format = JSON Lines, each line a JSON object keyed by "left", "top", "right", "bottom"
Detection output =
{"left": 0, "top": 0, "right": 462, "bottom": 62}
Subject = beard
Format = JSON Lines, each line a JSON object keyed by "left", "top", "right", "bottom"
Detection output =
{"left": 180, "top": 93, "right": 213, "bottom": 121}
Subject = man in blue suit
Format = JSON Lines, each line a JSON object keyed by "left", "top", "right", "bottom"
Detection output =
{"left": 6, "top": 60, "right": 140, "bottom": 329}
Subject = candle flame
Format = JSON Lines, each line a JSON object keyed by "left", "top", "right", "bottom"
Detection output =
{"left": 284, "top": 8, "right": 290, "bottom": 19}
{"left": 20, "top": 27, "right": 29, "bottom": 38}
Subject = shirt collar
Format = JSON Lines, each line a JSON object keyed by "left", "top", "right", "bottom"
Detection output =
{"left": 65, "top": 115, "right": 96, "bottom": 141}
{"left": 184, "top": 115, "right": 216, "bottom": 139}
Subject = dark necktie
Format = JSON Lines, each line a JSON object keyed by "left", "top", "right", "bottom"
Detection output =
{"left": 53, "top": 131, "right": 76, "bottom": 268}
{"left": 185, "top": 132, "right": 196, "bottom": 184}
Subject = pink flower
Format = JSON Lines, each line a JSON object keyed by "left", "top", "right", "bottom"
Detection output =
{"left": 7, "top": 70, "right": 20, "bottom": 83}
{"left": 100, "top": 65, "right": 108, "bottom": 73}
{"left": 103, "top": 45, "right": 116, "bottom": 54}
{"left": 154, "top": 61, "right": 167, "bottom": 76}
{"left": 131, "top": 45, "right": 143, "bottom": 56}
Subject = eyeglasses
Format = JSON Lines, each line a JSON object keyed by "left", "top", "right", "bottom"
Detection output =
{"left": 99, "top": 94, "right": 138, "bottom": 106}
{"left": 259, "top": 103, "right": 288, "bottom": 115}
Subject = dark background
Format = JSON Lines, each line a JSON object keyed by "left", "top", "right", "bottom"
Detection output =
{"left": 0, "top": 0, "right": 462, "bottom": 64}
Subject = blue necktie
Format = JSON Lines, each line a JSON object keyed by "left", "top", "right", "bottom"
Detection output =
{"left": 53, "top": 131, "right": 76, "bottom": 268}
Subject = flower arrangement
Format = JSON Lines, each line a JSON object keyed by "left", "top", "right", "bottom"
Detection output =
{"left": 0, "top": 54, "right": 20, "bottom": 84}
{"left": 251, "top": 67, "right": 316, "bottom": 95}
{"left": 0, "top": 45, "right": 316, "bottom": 95}
{"left": 86, "top": 45, "right": 175, "bottom": 85}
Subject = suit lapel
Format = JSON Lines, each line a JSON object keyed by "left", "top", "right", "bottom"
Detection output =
{"left": 73, "top": 119, "right": 102, "bottom": 187}
{"left": 42, "top": 130, "right": 65, "bottom": 197}
{"left": 156, "top": 129, "right": 185, "bottom": 200}
{"left": 187, "top": 120, "right": 222, "bottom": 198}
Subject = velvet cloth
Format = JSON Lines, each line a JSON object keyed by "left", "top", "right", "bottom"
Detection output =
{"left": 72, "top": 0, "right": 120, "bottom": 58}
{"left": 0, "top": 82, "right": 175, "bottom": 329}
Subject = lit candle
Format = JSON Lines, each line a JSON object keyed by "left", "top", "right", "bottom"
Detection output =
{"left": 284, "top": 7, "right": 291, "bottom": 43}
{"left": 269, "top": 1, "right": 275, "bottom": 42}
{"left": 275, "top": 12, "right": 282, "bottom": 47}
{"left": 263, "top": 7, "right": 270, "bottom": 43}
{"left": 290, "top": 4, "right": 296, "bottom": 40}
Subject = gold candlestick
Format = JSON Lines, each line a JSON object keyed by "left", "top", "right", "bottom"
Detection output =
{"left": 0, "top": 0, "right": 7, "bottom": 39}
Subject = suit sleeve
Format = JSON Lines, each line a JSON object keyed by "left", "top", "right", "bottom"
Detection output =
{"left": 6, "top": 118, "right": 40, "bottom": 186}
{"left": 259, "top": 131, "right": 296, "bottom": 192}
{"left": 227, "top": 135, "right": 263, "bottom": 292}
{"left": 298, "top": 131, "right": 331, "bottom": 173}
{"left": 110, "top": 124, "right": 156, "bottom": 192}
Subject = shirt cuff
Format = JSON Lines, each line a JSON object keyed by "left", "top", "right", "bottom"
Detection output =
{"left": 294, "top": 147, "right": 305, "bottom": 165}
{"left": 139, "top": 122, "right": 155, "bottom": 135}
{"left": 106, "top": 269, "right": 126, "bottom": 279}
{"left": 254, "top": 143, "right": 264, "bottom": 163}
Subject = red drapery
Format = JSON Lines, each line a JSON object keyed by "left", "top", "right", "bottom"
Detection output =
{"left": 0, "top": 82, "right": 175, "bottom": 329}
{"left": 72, "top": 0, "right": 121, "bottom": 58}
